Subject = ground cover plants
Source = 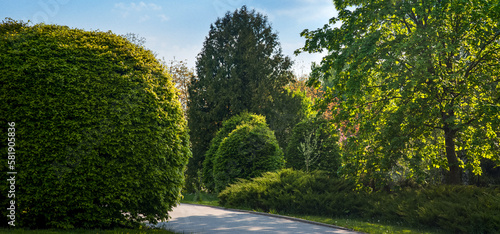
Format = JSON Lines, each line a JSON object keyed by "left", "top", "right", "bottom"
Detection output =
{"left": 218, "top": 169, "right": 500, "bottom": 233}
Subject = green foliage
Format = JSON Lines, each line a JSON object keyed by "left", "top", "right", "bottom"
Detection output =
{"left": 219, "top": 169, "right": 500, "bottom": 233}
{"left": 187, "top": 6, "right": 296, "bottom": 191}
{"left": 393, "top": 186, "right": 500, "bottom": 233}
{"left": 297, "top": 0, "right": 500, "bottom": 185}
{"left": 165, "top": 59, "right": 193, "bottom": 114}
{"left": 0, "top": 19, "right": 190, "bottom": 229}
{"left": 202, "top": 112, "right": 265, "bottom": 192}
{"left": 263, "top": 87, "right": 315, "bottom": 150}
{"left": 181, "top": 192, "right": 219, "bottom": 207}
{"left": 367, "top": 185, "right": 500, "bottom": 233}
{"left": 212, "top": 114, "right": 284, "bottom": 192}
{"left": 219, "top": 169, "right": 361, "bottom": 215}
{"left": 285, "top": 117, "right": 341, "bottom": 174}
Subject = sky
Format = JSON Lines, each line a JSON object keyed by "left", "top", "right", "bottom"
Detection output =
{"left": 1, "top": 0, "right": 339, "bottom": 76}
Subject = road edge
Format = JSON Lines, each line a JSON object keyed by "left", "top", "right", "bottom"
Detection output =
{"left": 178, "top": 203, "right": 366, "bottom": 234}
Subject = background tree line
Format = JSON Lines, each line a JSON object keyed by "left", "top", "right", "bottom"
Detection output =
{"left": 3, "top": 0, "right": 497, "bottom": 229}
{"left": 181, "top": 1, "right": 499, "bottom": 193}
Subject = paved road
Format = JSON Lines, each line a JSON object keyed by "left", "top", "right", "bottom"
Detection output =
{"left": 153, "top": 203, "right": 361, "bottom": 234}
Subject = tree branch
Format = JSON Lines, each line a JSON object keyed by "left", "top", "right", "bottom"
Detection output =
{"left": 464, "top": 30, "right": 500, "bottom": 80}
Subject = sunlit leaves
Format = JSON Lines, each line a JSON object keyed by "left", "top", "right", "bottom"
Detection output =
{"left": 0, "top": 19, "right": 190, "bottom": 228}
{"left": 298, "top": 0, "right": 500, "bottom": 187}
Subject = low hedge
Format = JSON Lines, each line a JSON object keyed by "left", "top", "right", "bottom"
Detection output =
{"left": 219, "top": 169, "right": 500, "bottom": 233}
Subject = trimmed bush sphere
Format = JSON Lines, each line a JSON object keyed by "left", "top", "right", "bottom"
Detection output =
{"left": 202, "top": 112, "right": 265, "bottom": 192}
{"left": 212, "top": 113, "right": 284, "bottom": 192}
{"left": 0, "top": 20, "right": 190, "bottom": 229}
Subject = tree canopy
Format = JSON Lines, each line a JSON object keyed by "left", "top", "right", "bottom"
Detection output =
{"left": 166, "top": 59, "right": 194, "bottom": 115}
{"left": 285, "top": 117, "right": 341, "bottom": 174}
{"left": 297, "top": 0, "right": 500, "bottom": 185}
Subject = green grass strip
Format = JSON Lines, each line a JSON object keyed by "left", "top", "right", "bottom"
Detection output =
{"left": 181, "top": 192, "right": 446, "bottom": 234}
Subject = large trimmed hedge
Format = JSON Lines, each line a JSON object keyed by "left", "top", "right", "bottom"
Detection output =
{"left": 209, "top": 113, "right": 284, "bottom": 192}
{"left": 0, "top": 20, "right": 190, "bottom": 229}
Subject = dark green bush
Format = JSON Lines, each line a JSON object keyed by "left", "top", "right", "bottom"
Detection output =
{"left": 0, "top": 20, "right": 190, "bottom": 229}
{"left": 395, "top": 186, "right": 500, "bottom": 233}
{"left": 219, "top": 169, "right": 362, "bottom": 215}
{"left": 212, "top": 114, "right": 284, "bottom": 192}
{"left": 285, "top": 117, "right": 340, "bottom": 174}
{"left": 219, "top": 169, "right": 500, "bottom": 233}
{"left": 202, "top": 112, "right": 265, "bottom": 192}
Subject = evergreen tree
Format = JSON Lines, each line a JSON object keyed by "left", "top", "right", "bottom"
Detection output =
{"left": 186, "top": 6, "right": 295, "bottom": 191}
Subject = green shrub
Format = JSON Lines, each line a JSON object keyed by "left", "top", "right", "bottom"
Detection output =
{"left": 219, "top": 169, "right": 362, "bottom": 215}
{"left": 396, "top": 186, "right": 500, "bottom": 233}
{"left": 219, "top": 169, "right": 500, "bottom": 233}
{"left": 285, "top": 117, "right": 341, "bottom": 174}
{"left": 202, "top": 112, "right": 265, "bottom": 192}
{"left": 212, "top": 114, "right": 284, "bottom": 192}
{"left": 0, "top": 20, "right": 190, "bottom": 229}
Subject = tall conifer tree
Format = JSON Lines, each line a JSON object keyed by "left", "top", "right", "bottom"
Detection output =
{"left": 186, "top": 6, "right": 296, "bottom": 190}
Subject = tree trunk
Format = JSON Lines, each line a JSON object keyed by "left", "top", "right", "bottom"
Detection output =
{"left": 443, "top": 111, "right": 462, "bottom": 185}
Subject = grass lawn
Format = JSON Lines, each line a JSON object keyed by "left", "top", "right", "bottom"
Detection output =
{"left": 181, "top": 192, "right": 219, "bottom": 206}
{"left": 0, "top": 227, "right": 177, "bottom": 234}
{"left": 180, "top": 192, "right": 446, "bottom": 234}
{"left": 283, "top": 214, "right": 445, "bottom": 234}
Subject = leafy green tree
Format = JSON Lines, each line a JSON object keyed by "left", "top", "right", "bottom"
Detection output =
{"left": 297, "top": 0, "right": 500, "bottom": 185}
{"left": 122, "top": 32, "right": 146, "bottom": 47}
{"left": 0, "top": 19, "right": 190, "bottom": 228}
{"left": 285, "top": 117, "right": 341, "bottom": 174}
{"left": 212, "top": 114, "right": 284, "bottom": 192}
{"left": 187, "top": 6, "right": 295, "bottom": 191}
{"left": 266, "top": 88, "right": 315, "bottom": 149}
{"left": 166, "top": 59, "right": 194, "bottom": 114}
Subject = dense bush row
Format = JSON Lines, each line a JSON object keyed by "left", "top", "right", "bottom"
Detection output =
{"left": 219, "top": 169, "right": 500, "bottom": 233}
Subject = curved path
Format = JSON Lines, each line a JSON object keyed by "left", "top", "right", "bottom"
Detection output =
{"left": 153, "top": 203, "right": 362, "bottom": 234}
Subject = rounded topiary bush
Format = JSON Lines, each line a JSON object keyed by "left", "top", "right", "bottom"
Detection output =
{"left": 212, "top": 114, "right": 284, "bottom": 192}
{"left": 202, "top": 112, "right": 264, "bottom": 192}
{"left": 285, "top": 117, "right": 340, "bottom": 174}
{"left": 0, "top": 20, "right": 190, "bottom": 229}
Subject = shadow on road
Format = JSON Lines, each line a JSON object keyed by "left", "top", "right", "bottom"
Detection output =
{"left": 153, "top": 204, "right": 359, "bottom": 234}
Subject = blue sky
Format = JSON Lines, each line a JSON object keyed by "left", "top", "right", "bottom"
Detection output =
{"left": 1, "top": 0, "right": 339, "bottom": 76}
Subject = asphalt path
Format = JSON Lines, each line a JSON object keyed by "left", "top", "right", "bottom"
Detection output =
{"left": 153, "top": 203, "right": 362, "bottom": 234}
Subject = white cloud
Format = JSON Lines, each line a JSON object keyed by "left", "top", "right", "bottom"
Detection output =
{"left": 275, "top": 0, "right": 337, "bottom": 24}
{"left": 158, "top": 14, "right": 169, "bottom": 22}
{"left": 139, "top": 15, "right": 151, "bottom": 22}
{"left": 252, "top": 7, "right": 275, "bottom": 21}
{"left": 114, "top": 2, "right": 162, "bottom": 13}
{"left": 113, "top": 2, "right": 165, "bottom": 22}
